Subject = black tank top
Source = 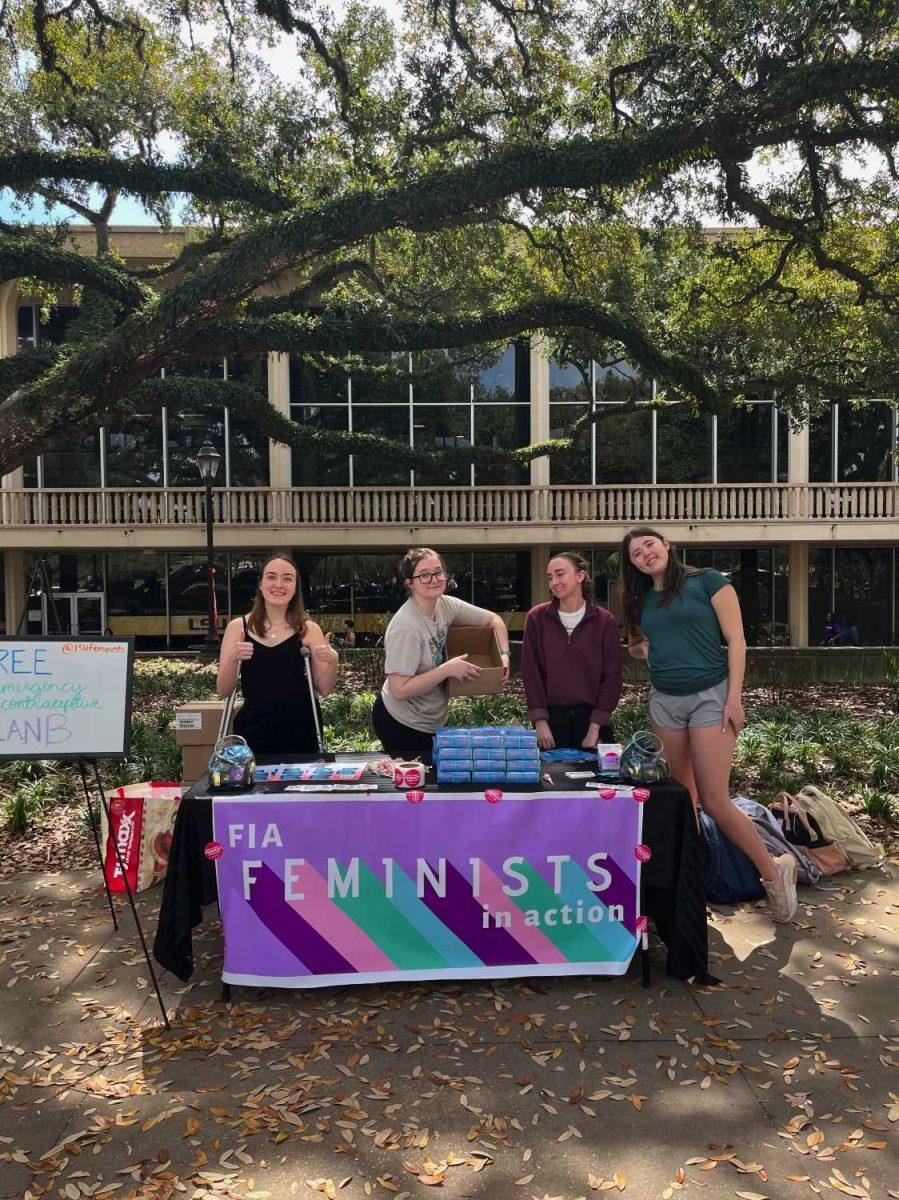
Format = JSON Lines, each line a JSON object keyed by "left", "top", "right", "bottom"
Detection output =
{"left": 232, "top": 617, "right": 321, "bottom": 756}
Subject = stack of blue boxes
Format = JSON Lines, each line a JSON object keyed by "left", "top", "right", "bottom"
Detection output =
{"left": 434, "top": 726, "right": 541, "bottom": 786}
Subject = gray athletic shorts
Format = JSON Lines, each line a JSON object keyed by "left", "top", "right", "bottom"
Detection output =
{"left": 649, "top": 678, "right": 729, "bottom": 731}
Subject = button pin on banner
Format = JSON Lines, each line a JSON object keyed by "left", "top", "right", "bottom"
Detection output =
{"left": 204, "top": 841, "right": 223, "bottom": 860}
{"left": 636, "top": 915, "right": 649, "bottom": 935}
{"left": 405, "top": 790, "right": 425, "bottom": 804}
{"left": 598, "top": 786, "right": 617, "bottom": 801}
{"left": 634, "top": 844, "right": 652, "bottom": 862}
{"left": 632, "top": 787, "right": 650, "bottom": 803}
{"left": 484, "top": 788, "right": 503, "bottom": 804}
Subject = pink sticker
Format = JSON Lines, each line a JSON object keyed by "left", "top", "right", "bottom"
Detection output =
{"left": 598, "top": 786, "right": 617, "bottom": 801}
{"left": 634, "top": 844, "right": 652, "bottom": 862}
{"left": 204, "top": 841, "right": 223, "bottom": 860}
{"left": 405, "top": 790, "right": 425, "bottom": 804}
{"left": 636, "top": 915, "right": 649, "bottom": 935}
{"left": 484, "top": 788, "right": 503, "bottom": 804}
{"left": 632, "top": 787, "right": 650, "bottom": 803}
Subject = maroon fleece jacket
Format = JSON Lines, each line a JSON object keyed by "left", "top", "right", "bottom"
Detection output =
{"left": 521, "top": 600, "right": 623, "bottom": 727}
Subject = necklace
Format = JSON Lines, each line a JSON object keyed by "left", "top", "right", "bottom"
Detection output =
{"left": 265, "top": 621, "right": 291, "bottom": 640}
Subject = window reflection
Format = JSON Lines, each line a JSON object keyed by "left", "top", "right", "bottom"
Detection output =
{"left": 656, "top": 405, "right": 714, "bottom": 483}
{"left": 353, "top": 407, "right": 410, "bottom": 485}
{"left": 717, "top": 404, "right": 773, "bottom": 483}
{"left": 412, "top": 405, "right": 471, "bottom": 485}
{"left": 290, "top": 406, "right": 350, "bottom": 485}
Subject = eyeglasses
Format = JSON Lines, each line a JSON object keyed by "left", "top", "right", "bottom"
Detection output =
{"left": 411, "top": 570, "right": 446, "bottom": 584}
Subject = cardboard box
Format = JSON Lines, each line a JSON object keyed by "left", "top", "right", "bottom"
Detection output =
{"left": 182, "top": 743, "right": 214, "bottom": 785}
{"left": 446, "top": 626, "right": 504, "bottom": 697}
{"left": 174, "top": 700, "right": 242, "bottom": 745}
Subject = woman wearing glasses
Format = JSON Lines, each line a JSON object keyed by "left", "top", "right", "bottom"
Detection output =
{"left": 372, "top": 547, "right": 511, "bottom": 764}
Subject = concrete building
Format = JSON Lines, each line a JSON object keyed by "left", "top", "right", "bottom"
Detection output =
{"left": 2, "top": 227, "right": 898, "bottom": 648}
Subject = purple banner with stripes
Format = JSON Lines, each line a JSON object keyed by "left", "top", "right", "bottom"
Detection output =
{"left": 212, "top": 789, "right": 644, "bottom": 987}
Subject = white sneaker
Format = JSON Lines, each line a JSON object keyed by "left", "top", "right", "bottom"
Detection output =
{"left": 762, "top": 854, "right": 798, "bottom": 923}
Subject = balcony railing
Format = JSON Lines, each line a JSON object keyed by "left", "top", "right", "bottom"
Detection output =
{"left": 1, "top": 483, "right": 898, "bottom": 528}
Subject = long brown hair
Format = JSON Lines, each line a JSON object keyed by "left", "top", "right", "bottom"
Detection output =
{"left": 247, "top": 553, "right": 308, "bottom": 639}
{"left": 618, "top": 527, "right": 699, "bottom": 635}
{"left": 548, "top": 551, "right": 595, "bottom": 605}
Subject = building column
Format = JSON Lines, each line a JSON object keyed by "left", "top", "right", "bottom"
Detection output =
{"left": 529, "top": 334, "right": 550, "bottom": 487}
{"left": 0, "top": 283, "right": 24, "bottom": 633}
{"left": 267, "top": 352, "right": 291, "bottom": 487}
{"left": 788, "top": 543, "right": 809, "bottom": 647}
{"left": 787, "top": 419, "right": 809, "bottom": 484}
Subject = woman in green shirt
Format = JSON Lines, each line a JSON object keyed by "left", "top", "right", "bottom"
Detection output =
{"left": 620, "top": 526, "right": 798, "bottom": 924}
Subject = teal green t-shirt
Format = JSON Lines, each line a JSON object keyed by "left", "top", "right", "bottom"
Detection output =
{"left": 640, "top": 569, "right": 731, "bottom": 696}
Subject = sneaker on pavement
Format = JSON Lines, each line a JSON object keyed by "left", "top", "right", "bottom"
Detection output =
{"left": 762, "top": 853, "right": 798, "bottom": 923}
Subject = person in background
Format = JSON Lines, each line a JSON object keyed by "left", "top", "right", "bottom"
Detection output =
{"left": 342, "top": 619, "right": 357, "bottom": 648}
{"left": 521, "top": 551, "right": 622, "bottom": 750}
{"left": 836, "top": 617, "right": 859, "bottom": 646}
{"left": 217, "top": 553, "right": 339, "bottom": 756}
{"left": 620, "top": 526, "right": 798, "bottom": 924}
{"left": 820, "top": 612, "right": 842, "bottom": 646}
{"left": 372, "top": 547, "right": 510, "bottom": 765}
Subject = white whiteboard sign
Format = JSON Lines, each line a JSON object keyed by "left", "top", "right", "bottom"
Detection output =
{"left": 0, "top": 638, "right": 134, "bottom": 761}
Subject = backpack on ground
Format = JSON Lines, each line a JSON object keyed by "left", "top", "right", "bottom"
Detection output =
{"left": 770, "top": 792, "right": 849, "bottom": 876}
{"left": 732, "top": 796, "right": 821, "bottom": 885}
{"left": 772, "top": 787, "right": 884, "bottom": 873}
{"left": 699, "top": 810, "right": 766, "bottom": 904}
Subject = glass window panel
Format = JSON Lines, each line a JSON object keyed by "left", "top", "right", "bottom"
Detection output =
{"left": 168, "top": 553, "right": 229, "bottom": 624}
{"left": 776, "top": 408, "right": 789, "bottom": 483}
{"left": 596, "top": 406, "right": 652, "bottom": 483}
{"left": 717, "top": 404, "right": 773, "bottom": 483}
{"left": 475, "top": 343, "right": 528, "bottom": 403}
{"left": 41, "top": 430, "right": 102, "bottom": 487}
{"left": 352, "top": 407, "right": 410, "bottom": 485}
{"left": 37, "top": 305, "right": 77, "bottom": 345}
{"left": 167, "top": 410, "right": 226, "bottom": 487}
{"left": 838, "top": 403, "right": 894, "bottom": 482}
{"left": 809, "top": 405, "right": 834, "bottom": 482}
{"left": 412, "top": 352, "right": 472, "bottom": 405}
{"left": 291, "top": 553, "right": 354, "bottom": 620}
{"left": 351, "top": 553, "right": 407, "bottom": 625}
{"left": 412, "top": 405, "right": 471, "bottom": 485}
{"left": 550, "top": 359, "right": 590, "bottom": 403}
{"left": 474, "top": 406, "right": 529, "bottom": 484}
{"left": 656, "top": 405, "right": 714, "bottom": 483}
{"left": 289, "top": 359, "right": 348, "bottom": 405}
{"left": 27, "top": 552, "right": 103, "bottom": 593}
{"left": 290, "top": 405, "right": 350, "bottom": 485}
{"left": 833, "top": 547, "right": 892, "bottom": 644}
{"left": 17, "top": 304, "right": 36, "bottom": 347}
{"left": 105, "top": 408, "right": 164, "bottom": 486}
{"left": 106, "top": 551, "right": 167, "bottom": 644}
{"left": 595, "top": 361, "right": 649, "bottom": 404}
{"left": 441, "top": 551, "right": 472, "bottom": 603}
{"left": 228, "top": 414, "right": 269, "bottom": 485}
{"left": 349, "top": 352, "right": 410, "bottom": 404}
{"left": 471, "top": 551, "right": 531, "bottom": 613}
{"left": 549, "top": 403, "right": 591, "bottom": 483}
{"left": 808, "top": 548, "right": 833, "bottom": 645}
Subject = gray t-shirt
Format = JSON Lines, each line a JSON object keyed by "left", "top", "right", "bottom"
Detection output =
{"left": 381, "top": 595, "right": 492, "bottom": 733}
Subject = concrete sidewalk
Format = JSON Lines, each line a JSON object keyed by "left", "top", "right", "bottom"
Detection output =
{"left": 1, "top": 864, "right": 896, "bottom": 1200}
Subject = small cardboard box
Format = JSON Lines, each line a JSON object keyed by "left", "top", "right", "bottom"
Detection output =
{"left": 181, "top": 743, "right": 214, "bottom": 786}
{"left": 174, "top": 700, "right": 242, "bottom": 746}
{"left": 446, "top": 626, "right": 504, "bottom": 697}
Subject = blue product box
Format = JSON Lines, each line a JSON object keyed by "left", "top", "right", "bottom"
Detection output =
{"left": 470, "top": 735, "right": 504, "bottom": 750}
{"left": 505, "top": 746, "right": 539, "bottom": 761}
{"left": 472, "top": 758, "right": 507, "bottom": 774}
{"left": 436, "top": 746, "right": 473, "bottom": 762}
{"left": 506, "top": 770, "right": 540, "bottom": 785}
{"left": 437, "top": 767, "right": 472, "bottom": 783}
{"left": 472, "top": 771, "right": 505, "bottom": 784}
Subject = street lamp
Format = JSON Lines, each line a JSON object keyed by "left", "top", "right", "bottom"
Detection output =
{"left": 196, "top": 442, "right": 222, "bottom": 659}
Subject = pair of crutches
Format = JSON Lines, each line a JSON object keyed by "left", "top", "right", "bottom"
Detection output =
{"left": 215, "top": 645, "right": 324, "bottom": 754}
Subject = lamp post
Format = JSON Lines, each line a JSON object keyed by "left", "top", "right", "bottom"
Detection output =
{"left": 196, "top": 442, "right": 222, "bottom": 659}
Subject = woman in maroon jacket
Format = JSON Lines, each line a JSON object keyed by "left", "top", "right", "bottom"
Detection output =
{"left": 522, "top": 552, "right": 623, "bottom": 750}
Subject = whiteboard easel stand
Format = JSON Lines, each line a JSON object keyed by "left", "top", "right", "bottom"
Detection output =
{"left": 79, "top": 757, "right": 171, "bottom": 1030}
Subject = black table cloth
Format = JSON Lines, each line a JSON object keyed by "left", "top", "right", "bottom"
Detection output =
{"left": 153, "top": 760, "right": 712, "bottom": 985}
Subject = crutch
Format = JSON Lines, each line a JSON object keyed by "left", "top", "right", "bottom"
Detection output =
{"left": 300, "top": 646, "right": 325, "bottom": 754}
{"left": 216, "top": 685, "right": 239, "bottom": 744}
